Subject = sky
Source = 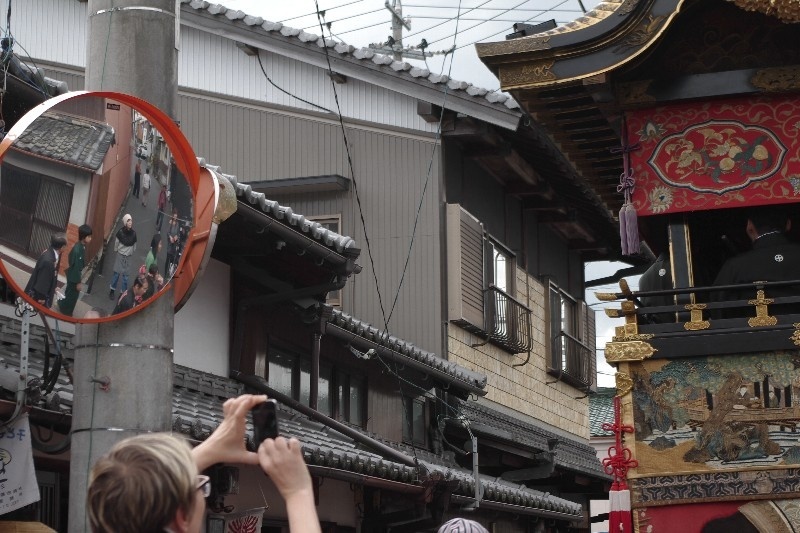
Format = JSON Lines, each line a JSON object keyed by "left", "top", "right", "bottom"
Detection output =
{"left": 216, "top": 0, "right": 603, "bottom": 90}
{"left": 217, "top": 0, "right": 621, "bottom": 387}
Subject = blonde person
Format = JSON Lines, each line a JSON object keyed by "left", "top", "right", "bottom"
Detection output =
{"left": 87, "top": 395, "right": 321, "bottom": 533}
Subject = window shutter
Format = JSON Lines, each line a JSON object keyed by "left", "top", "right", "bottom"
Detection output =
{"left": 446, "top": 204, "right": 485, "bottom": 331}
{"left": 579, "top": 300, "right": 597, "bottom": 391}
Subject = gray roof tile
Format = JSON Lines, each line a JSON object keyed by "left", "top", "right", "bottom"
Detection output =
{"left": 14, "top": 112, "right": 115, "bottom": 172}
{"left": 178, "top": 0, "right": 521, "bottom": 114}
{"left": 456, "top": 399, "right": 610, "bottom": 480}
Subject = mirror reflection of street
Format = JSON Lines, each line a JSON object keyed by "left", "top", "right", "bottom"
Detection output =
{"left": 0, "top": 95, "right": 194, "bottom": 320}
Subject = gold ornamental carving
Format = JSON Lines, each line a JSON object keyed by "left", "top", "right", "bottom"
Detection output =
{"left": 606, "top": 340, "right": 657, "bottom": 362}
{"left": 475, "top": 36, "right": 551, "bottom": 58}
{"left": 500, "top": 60, "right": 556, "bottom": 87}
{"left": 613, "top": 14, "right": 667, "bottom": 54}
{"left": 595, "top": 292, "right": 619, "bottom": 302}
{"left": 726, "top": 0, "right": 800, "bottom": 23}
{"left": 616, "top": 0, "right": 639, "bottom": 16}
{"left": 748, "top": 290, "right": 778, "bottom": 327}
{"left": 616, "top": 80, "right": 655, "bottom": 106}
{"left": 683, "top": 303, "right": 710, "bottom": 331}
{"left": 792, "top": 323, "right": 800, "bottom": 347}
{"left": 616, "top": 372, "right": 634, "bottom": 397}
{"left": 751, "top": 67, "right": 800, "bottom": 92}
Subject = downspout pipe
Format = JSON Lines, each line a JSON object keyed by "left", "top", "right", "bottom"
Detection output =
{"left": 233, "top": 372, "right": 423, "bottom": 471}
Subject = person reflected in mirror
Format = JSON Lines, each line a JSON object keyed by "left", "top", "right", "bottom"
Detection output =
{"left": 142, "top": 263, "right": 164, "bottom": 301}
{"left": 25, "top": 232, "right": 67, "bottom": 308}
{"left": 133, "top": 159, "right": 141, "bottom": 199}
{"left": 112, "top": 275, "right": 149, "bottom": 314}
{"left": 165, "top": 209, "right": 180, "bottom": 278}
{"left": 156, "top": 184, "right": 168, "bottom": 229}
{"left": 145, "top": 233, "right": 162, "bottom": 274}
{"left": 713, "top": 208, "right": 800, "bottom": 316}
{"left": 87, "top": 394, "right": 322, "bottom": 533}
{"left": 142, "top": 166, "right": 152, "bottom": 207}
{"left": 58, "top": 224, "right": 92, "bottom": 316}
{"left": 109, "top": 214, "right": 137, "bottom": 300}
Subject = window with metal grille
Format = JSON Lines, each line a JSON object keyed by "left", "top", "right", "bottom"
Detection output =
{"left": 0, "top": 163, "right": 73, "bottom": 255}
{"left": 446, "top": 204, "right": 532, "bottom": 354}
{"left": 547, "top": 280, "right": 594, "bottom": 389}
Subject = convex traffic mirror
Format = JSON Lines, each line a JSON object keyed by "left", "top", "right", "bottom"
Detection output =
{"left": 0, "top": 91, "right": 201, "bottom": 322}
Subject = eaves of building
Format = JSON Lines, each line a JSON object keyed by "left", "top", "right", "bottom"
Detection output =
{"left": 178, "top": 0, "right": 522, "bottom": 131}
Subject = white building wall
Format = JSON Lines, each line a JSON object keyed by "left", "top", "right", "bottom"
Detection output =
{"left": 13, "top": 0, "right": 439, "bottom": 133}
{"left": 174, "top": 258, "right": 230, "bottom": 376}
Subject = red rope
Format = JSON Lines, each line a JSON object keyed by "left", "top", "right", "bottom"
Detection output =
{"left": 601, "top": 396, "right": 638, "bottom": 488}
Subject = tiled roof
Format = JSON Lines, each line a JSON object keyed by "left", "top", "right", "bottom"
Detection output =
{"left": 0, "top": 313, "right": 578, "bottom": 521}
{"left": 180, "top": 0, "right": 520, "bottom": 114}
{"left": 172, "top": 367, "right": 581, "bottom": 519}
{"left": 214, "top": 169, "right": 360, "bottom": 257}
{"left": 589, "top": 387, "right": 616, "bottom": 438}
{"left": 456, "top": 399, "right": 610, "bottom": 480}
{"left": 328, "top": 308, "right": 488, "bottom": 391}
{"left": 13, "top": 111, "right": 115, "bottom": 172}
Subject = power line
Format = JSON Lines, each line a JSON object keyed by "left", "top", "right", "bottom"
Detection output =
{"left": 455, "top": 0, "right": 572, "bottom": 49}
{"left": 424, "top": 0, "right": 537, "bottom": 47}
{"left": 255, "top": 51, "right": 335, "bottom": 114}
{"left": 402, "top": 0, "right": 497, "bottom": 41}
{"left": 405, "top": 4, "right": 583, "bottom": 11}
{"left": 336, "top": 18, "right": 393, "bottom": 36}
{"left": 301, "top": 8, "right": 385, "bottom": 31}
{"left": 278, "top": 0, "right": 366, "bottom": 23}
{"left": 410, "top": 15, "right": 571, "bottom": 22}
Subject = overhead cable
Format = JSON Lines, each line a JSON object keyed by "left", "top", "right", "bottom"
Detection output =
{"left": 278, "top": 0, "right": 365, "bottom": 23}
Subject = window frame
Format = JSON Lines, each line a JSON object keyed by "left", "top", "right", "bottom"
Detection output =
{"left": 546, "top": 280, "right": 593, "bottom": 389}
{"left": 401, "top": 395, "right": 427, "bottom": 447}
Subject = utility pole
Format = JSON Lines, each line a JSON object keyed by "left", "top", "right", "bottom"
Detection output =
{"left": 69, "top": 1, "right": 178, "bottom": 531}
{"left": 369, "top": 1, "right": 434, "bottom": 61}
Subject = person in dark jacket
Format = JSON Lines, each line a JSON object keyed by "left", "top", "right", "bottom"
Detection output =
{"left": 25, "top": 232, "right": 67, "bottom": 308}
{"left": 713, "top": 208, "right": 800, "bottom": 316}
{"left": 639, "top": 252, "right": 674, "bottom": 323}
{"left": 113, "top": 275, "right": 149, "bottom": 315}
{"left": 58, "top": 224, "right": 92, "bottom": 316}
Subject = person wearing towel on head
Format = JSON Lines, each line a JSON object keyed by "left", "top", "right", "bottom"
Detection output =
{"left": 109, "top": 214, "right": 137, "bottom": 301}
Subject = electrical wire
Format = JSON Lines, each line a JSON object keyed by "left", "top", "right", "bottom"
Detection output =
{"left": 314, "top": 9, "right": 390, "bottom": 334}
{"left": 278, "top": 0, "right": 366, "bottom": 23}
{"left": 401, "top": 0, "right": 496, "bottom": 41}
{"left": 255, "top": 51, "right": 335, "bottom": 114}
{"left": 404, "top": 4, "right": 582, "bottom": 11}
{"left": 424, "top": 0, "right": 538, "bottom": 47}
{"left": 454, "top": 0, "right": 572, "bottom": 50}
{"left": 335, "top": 18, "right": 393, "bottom": 36}
{"left": 301, "top": 7, "right": 384, "bottom": 30}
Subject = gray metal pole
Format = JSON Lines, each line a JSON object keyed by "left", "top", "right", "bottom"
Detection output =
{"left": 69, "top": 1, "right": 178, "bottom": 531}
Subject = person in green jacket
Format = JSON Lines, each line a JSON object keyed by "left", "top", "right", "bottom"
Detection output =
{"left": 145, "top": 232, "right": 162, "bottom": 274}
{"left": 58, "top": 224, "right": 92, "bottom": 316}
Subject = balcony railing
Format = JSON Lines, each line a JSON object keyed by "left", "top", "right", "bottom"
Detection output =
{"left": 485, "top": 285, "right": 532, "bottom": 354}
{"left": 599, "top": 279, "right": 800, "bottom": 359}
{"left": 549, "top": 330, "right": 593, "bottom": 388}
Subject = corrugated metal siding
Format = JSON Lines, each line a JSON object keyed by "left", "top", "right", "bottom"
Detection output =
{"left": 179, "top": 26, "right": 439, "bottom": 132}
{"left": 263, "top": 122, "right": 444, "bottom": 355}
{"left": 32, "top": 54, "right": 445, "bottom": 359}
{"left": 15, "top": 0, "right": 443, "bottom": 133}
{"left": 11, "top": 0, "right": 87, "bottom": 68}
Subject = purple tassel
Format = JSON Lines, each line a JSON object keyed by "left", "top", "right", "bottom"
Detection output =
{"left": 624, "top": 202, "right": 639, "bottom": 255}
{"left": 619, "top": 204, "right": 629, "bottom": 256}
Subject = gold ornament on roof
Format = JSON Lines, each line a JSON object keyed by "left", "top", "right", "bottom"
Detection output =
{"left": 726, "top": 0, "right": 800, "bottom": 22}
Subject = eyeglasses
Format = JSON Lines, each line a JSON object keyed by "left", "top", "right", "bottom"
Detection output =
{"left": 196, "top": 475, "right": 211, "bottom": 498}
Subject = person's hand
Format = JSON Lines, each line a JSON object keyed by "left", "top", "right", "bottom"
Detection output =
{"left": 259, "top": 437, "right": 321, "bottom": 533}
{"left": 192, "top": 394, "right": 267, "bottom": 471}
{"left": 77, "top": 283, "right": 83, "bottom": 292}
{"left": 258, "top": 437, "right": 313, "bottom": 501}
